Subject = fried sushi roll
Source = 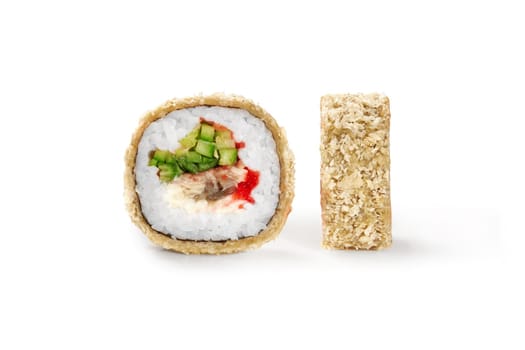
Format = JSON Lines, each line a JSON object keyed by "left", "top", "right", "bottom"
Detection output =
{"left": 125, "top": 94, "right": 294, "bottom": 254}
{"left": 320, "top": 93, "right": 391, "bottom": 250}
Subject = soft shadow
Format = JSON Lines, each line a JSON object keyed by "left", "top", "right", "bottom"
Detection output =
{"left": 323, "top": 238, "right": 412, "bottom": 258}
{"left": 140, "top": 209, "right": 323, "bottom": 268}
{"left": 280, "top": 209, "right": 428, "bottom": 258}
{"left": 280, "top": 209, "right": 323, "bottom": 251}
{"left": 325, "top": 216, "right": 440, "bottom": 259}
{"left": 382, "top": 230, "right": 439, "bottom": 259}
{"left": 145, "top": 237, "right": 312, "bottom": 270}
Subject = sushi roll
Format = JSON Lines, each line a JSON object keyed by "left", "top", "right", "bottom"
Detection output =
{"left": 320, "top": 93, "right": 392, "bottom": 250}
{"left": 125, "top": 94, "right": 294, "bottom": 254}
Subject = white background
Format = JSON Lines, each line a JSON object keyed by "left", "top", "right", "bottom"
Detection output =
{"left": 0, "top": 1, "right": 523, "bottom": 349}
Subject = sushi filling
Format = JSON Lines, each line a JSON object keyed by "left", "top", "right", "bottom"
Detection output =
{"left": 148, "top": 119, "right": 259, "bottom": 212}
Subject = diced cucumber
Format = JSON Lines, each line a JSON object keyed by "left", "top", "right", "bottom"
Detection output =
{"left": 197, "top": 162, "right": 216, "bottom": 172}
{"left": 218, "top": 148, "right": 238, "bottom": 166}
{"left": 176, "top": 157, "right": 199, "bottom": 174}
{"left": 195, "top": 140, "right": 216, "bottom": 158}
{"left": 174, "top": 147, "right": 190, "bottom": 157}
{"left": 179, "top": 126, "right": 200, "bottom": 148}
{"left": 215, "top": 135, "right": 235, "bottom": 149}
{"left": 186, "top": 151, "right": 202, "bottom": 163}
{"left": 158, "top": 163, "right": 181, "bottom": 182}
{"left": 197, "top": 156, "right": 218, "bottom": 171}
{"left": 159, "top": 174, "right": 174, "bottom": 182}
{"left": 153, "top": 150, "right": 169, "bottom": 162}
{"left": 148, "top": 158, "right": 158, "bottom": 167}
{"left": 172, "top": 161, "right": 183, "bottom": 176}
{"left": 199, "top": 123, "right": 215, "bottom": 142}
{"left": 215, "top": 129, "right": 235, "bottom": 149}
{"left": 165, "top": 153, "right": 177, "bottom": 164}
{"left": 215, "top": 129, "right": 232, "bottom": 140}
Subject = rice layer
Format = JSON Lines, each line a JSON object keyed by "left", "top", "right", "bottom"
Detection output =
{"left": 134, "top": 106, "right": 280, "bottom": 241}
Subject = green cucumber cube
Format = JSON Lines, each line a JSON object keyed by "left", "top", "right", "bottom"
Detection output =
{"left": 186, "top": 151, "right": 202, "bottom": 163}
{"left": 195, "top": 140, "right": 216, "bottom": 158}
{"left": 165, "top": 153, "right": 177, "bottom": 164}
{"left": 153, "top": 150, "right": 169, "bottom": 162}
{"left": 218, "top": 148, "right": 238, "bottom": 166}
{"left": 197, "top": 156, "right": 218, "bottom": 171}
{"left": 148, "top": 158, "right": 158, "bottom": 167}
{"left": 216, "top": 135, "right": 235, "bottom": 149}
{"left": 176, "top": 157, "right": 199, "bottom": 174}
{"left": 199, "top": 123, "right": 215, "bottom": 142}
{"left": 215, "top": 129, "right": 232, "bottom": 139}
{"left": 174, "top": 147, "right": 190, "bottom": 157}
{"left": 158, "top": 163, "right": 181, "bottom": 182}
{"left": 179, "top": 126, "right": 200, "bottom": 148}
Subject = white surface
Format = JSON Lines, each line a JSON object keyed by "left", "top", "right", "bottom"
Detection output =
{"left": 0, "top": 1, "right": 523, "bottom": 349}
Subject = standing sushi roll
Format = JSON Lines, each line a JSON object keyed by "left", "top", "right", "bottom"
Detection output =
{"left": 320, "top": 93, "right": 391, "bottom": 250}
{"left": 125, "top": 94, "right": 294, "bottom": 254}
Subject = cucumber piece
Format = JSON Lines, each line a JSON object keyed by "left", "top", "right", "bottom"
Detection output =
{"left": 215, "top": 129, "right": 235, "bottom": 149}
{"left": 176, "top": 156, "right": 199, "bottom": 174}
{"left": 215, "top": 129, "right": 232, "bottom": 140}
{"left": 165, "top": 153, "right": 177, "bottom": 165}
{"left": 218, "top": 148, "right": 238, "bottom": 166}
{"left": 174, "top": 147, "right": 190, "bottom": 157}
{"left": 179, "top": 126, "right": 200, "bottom": 148}
{"left": 186, "top": 151, "right": 202, "bottom": 163}
{"left": 153, "top": 150, "right": 169, "bottom": 162}
{"left": 199, "top": 123, "right": 215, "bottom": 142}
{"left": 197, "top": 162, "right": 217, "bottom": 172}
{"left": 148, "top": 158, "right": 158, "bottom": 167}
{"left": 197, "top": 156, "right": 218, "bottom": 171}
{"left": 215, "top": 135, "right": 235, "bottom": 149}
{"left": 195, "top": 140, "right": 216, "bottom": 158}
{"left": 159, "top": 174, "right": 174, "bottom": 182}
{"left": 172, "top": 161, "right": 183, "bottom": 176}
{"left": 158, "top": 163, "right": 181, "bottom": 182}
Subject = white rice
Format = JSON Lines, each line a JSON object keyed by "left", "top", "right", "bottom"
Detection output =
{"left": 134, "top": 106, "right": 280, "bottom": 241}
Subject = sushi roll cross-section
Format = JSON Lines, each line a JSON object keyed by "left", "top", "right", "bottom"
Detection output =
{"left": 125, "top": 94, "right": 294, "bottom": 254}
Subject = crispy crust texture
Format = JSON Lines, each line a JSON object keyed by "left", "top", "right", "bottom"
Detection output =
{"left": 320, "top": 93, "right": 391, "bottom": 250}
{"left": 124, "top": 93, "right": 294, "bottom": 254}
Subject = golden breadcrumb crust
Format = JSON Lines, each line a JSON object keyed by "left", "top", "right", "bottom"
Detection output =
{"left": 125, "top": 93, "right": 294, "bottom": 254}
{"left": 320, "top": 93, "right": 391, "bottom": 250}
